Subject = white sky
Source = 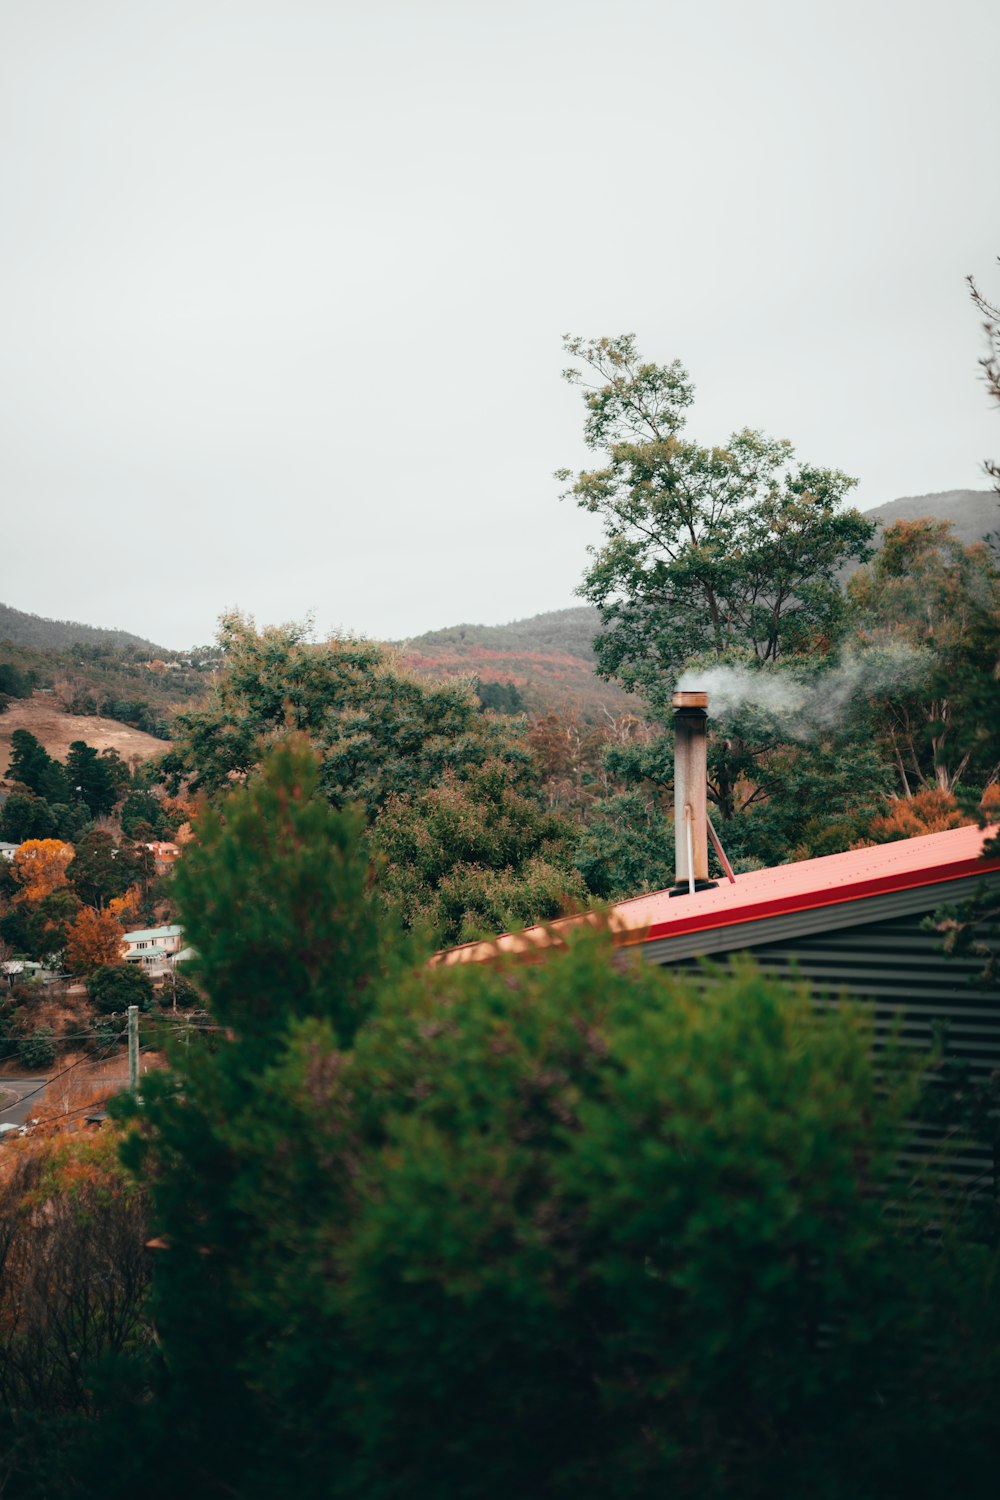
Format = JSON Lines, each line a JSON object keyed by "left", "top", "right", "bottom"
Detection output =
{"left": 1, "top": 0, "right": 998, "bottom": 649}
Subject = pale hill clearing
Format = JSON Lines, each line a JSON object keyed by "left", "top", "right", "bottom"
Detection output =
{"left": 0, "top": 694, "right": 169, "bottom": 781}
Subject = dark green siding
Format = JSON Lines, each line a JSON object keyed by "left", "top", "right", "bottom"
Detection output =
{"left": 664, "top": 906, "right": 1000, "bottom": 1208}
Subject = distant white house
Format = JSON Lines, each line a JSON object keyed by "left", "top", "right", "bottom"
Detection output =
{"left": 122, "top": 924, "right": 184, "bottom": 973}
{"left": 0, "top": 842, "right": 20, "bottom": 862}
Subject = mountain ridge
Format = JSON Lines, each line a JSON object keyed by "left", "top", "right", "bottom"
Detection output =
{"left": 401, "top": 488, "right": 999, "bottom": 668}
{"left": 3, "top": 488, "right": 995, "bottom": 716}
{"left": 0, "top": 601, "right": 164, "bottom": 654}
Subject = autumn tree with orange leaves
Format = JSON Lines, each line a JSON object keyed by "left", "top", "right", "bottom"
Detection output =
{"left": 11, "top": 839, "right": 74, "bottom": 905}
{"left": 64, "top": 906, "right": 124, "bottom": 975}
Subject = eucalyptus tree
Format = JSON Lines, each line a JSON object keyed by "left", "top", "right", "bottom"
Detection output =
{"left": 557, "top": 337, "right": 881, "bottom": 855}
{"left": 557, "top": 334, "right": 874, "bottom": 706}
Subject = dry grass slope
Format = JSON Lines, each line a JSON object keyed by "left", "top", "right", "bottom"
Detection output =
{"left": 0, "top": 694, "right": 170, "bottom": 780}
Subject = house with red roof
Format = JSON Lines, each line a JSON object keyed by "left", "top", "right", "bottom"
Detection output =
{"left": 440, "top": 690, "right": 1000, "bottom": 1201}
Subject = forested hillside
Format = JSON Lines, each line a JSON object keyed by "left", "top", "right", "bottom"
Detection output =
{"left": 868, "top": 487, "right": 998, "bottom": 545}
{"left": 404, "top": 604, "right": 601, "bottom": 660}
{"left": 0, "top": 601, "right": 164, "bottom": 653}
{"left": 0, "top": 640, "right": 219, "bottom": 751}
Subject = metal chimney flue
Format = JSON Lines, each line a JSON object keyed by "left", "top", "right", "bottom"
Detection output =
{"left": 670, "top": 689, "right": 719, "bottom": 897}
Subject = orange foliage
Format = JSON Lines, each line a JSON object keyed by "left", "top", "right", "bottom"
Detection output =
{"left": 162, "top": 792, "right": 200, "bottom": 825}
{"left": 981, "top": 783, "right": 1000, "bottom": 818}
{"left": 868, "top": 789, "right": 973, "bottom": 843}
{"left": 11, "top": 839, "right": 74, "bottom": 905}
{"left": 109, "top": 884, "right": 144, "bottom": 926}
{"left": 64, "top": 907, "right": 124, "bottom": 975}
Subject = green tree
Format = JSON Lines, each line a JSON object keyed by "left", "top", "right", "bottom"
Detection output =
{"left": 165, "top": 614, "right": 583, "bottom": 936}
{"left": 67, "top": 831, "right": 125, "bottom": 909}
{"left": 372, "top": 757, "right": 588, "bottom": 943}
{"left": 0, "top": 662, "right": 33, "bottom": 700}
{"left": 106, "top": 742, "right": 1000, "bottom": 1500}
{"left": 849, "top": 518, "right": 1000, "bottom": 793}
{"left": 555, "top": 337, "right": 883, "bottom": 864}
{"left": 4, "top": 728, "right": 71, "bottom": 802}
{"left": 164, "top": 613, "right": 524, "bottom": 813}
{"left": 0, "top": 790, "right": 57, "bottom": 843}
{"left": 65, "top": 741, "right": 119, "bottom": 818}
{"left": 474, "top": 678, "right": 526, "bottom": 714}
{"left": 24, "top": 888, "right": 81, "bottom": 963}
{"left": 120, "top": 790, "right": 167, "bottom": 839}
{"left": 17, "top": 1023, "right": 55, "bottom": 1069}
{"left": 168, "top": 738, "right": 407, "bottom": 1056}
{"left": 572, "top": 788, "right": 675, "bottom": 898}
{"left": 49, "top": 800, "right": 93, "bottom": 843}
{"left": 8, "top": 731, "right": 55, "bottom": 797}
{"left": 88, "top": 963, "right": 153, "bottom": 1015}
{"left": 557, "top": 334, "right": 874, "bottom": 704}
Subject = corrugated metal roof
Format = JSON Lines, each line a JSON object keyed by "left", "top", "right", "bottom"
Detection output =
{"left": 437, "top": 823, "right": 1000, "bottom": 966}
{"left": 614, "top": 822, "right": 1000, "bottom": 943}
{"left": 122, "top": 925, "right": 182, "bottom": 943}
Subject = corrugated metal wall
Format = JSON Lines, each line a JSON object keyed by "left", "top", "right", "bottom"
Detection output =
{"left": 667, "top": 908, "right": 1000, "bottom": 1212}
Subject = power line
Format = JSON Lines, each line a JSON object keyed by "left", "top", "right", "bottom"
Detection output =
{"left": 0, "top": 1034, "right": 133, "bottom": 1115}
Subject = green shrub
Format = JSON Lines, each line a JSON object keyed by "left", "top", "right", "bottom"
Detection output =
{"left": 88, "top": 963, "right": 153, "bottom": 1016}
{"left": 109, "top": 743, "right": 1000, "bottom": 1500}
{"left": 92, "top": 1016, "right": 126, "bottom": 1051}
{"left": 18, "top": 1025, "right": 55, "bottom": 1070}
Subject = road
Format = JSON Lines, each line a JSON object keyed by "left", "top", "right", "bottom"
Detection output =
{"left": 0, "top": 1078, "right": 49, "bottom": 1126}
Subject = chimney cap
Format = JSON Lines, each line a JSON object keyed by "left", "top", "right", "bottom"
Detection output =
{"left": 672, "top": 689, "right": 708, "bottom": 710}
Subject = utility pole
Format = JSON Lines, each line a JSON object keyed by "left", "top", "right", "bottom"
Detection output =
{"left": 127, "top": 1005, "right": 139, "bottom": 1091}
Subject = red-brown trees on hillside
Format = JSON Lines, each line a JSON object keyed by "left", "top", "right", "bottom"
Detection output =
{"left": 64, "top": 908, "right": 124, "bottom": 975}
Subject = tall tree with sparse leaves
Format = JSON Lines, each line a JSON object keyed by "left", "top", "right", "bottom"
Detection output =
{"left": 557, "top": 334, "right": 874, "bottom": 705}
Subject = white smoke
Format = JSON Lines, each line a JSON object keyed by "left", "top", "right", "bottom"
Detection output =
{"left": 676, "top": 643, "right": 928, "bottom": 740}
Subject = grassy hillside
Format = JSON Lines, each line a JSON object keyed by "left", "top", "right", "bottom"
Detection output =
{"left": 398, "top": 607, "right": 639, "bottom": 719}
{"left": 0, "top": 638, "right": 219, "bottom": 743}
{"left": 0, "top": 695, "right": 170, "bottom": 780}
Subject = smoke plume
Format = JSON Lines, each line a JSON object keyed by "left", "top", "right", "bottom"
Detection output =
{"left": 676, "top": 644, "right": 928, "bottom": 740}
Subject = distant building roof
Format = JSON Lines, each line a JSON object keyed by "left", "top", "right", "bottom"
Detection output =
{"left": 438, "top": 823, "right": 1000, "bottom": 966}
{"left": 123, "top": 925, "right": 182, "bottom": 943}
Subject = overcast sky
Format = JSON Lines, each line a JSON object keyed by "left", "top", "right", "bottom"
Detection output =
{"left": 2, "top": 0, "right": 998, "bottom": 649}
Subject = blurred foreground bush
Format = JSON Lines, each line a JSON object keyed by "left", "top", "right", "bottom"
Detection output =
{"left": 6, "top": 741, "right": 996, "bottom": 1500}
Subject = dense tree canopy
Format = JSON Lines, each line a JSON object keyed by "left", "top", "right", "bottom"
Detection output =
{"left": 163, "top": 612, "right": 520, "bottom": 814}
{"left": 88, "top": 963, "right": 154, "bottom": 1015}
{"left": 165, "top": 614, "right": 585, "bottom": 941}
{"left": 65, "top": 741, "right": 121, "bottom": 818}
{"left": 849, "top": 518, "right": 1000, "bottom": 793}
{"left": 372, "top": 757, "right": 587, "bottom": 942}
{"left": 0, "top": 789, "right": 58, "bottom": 843}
